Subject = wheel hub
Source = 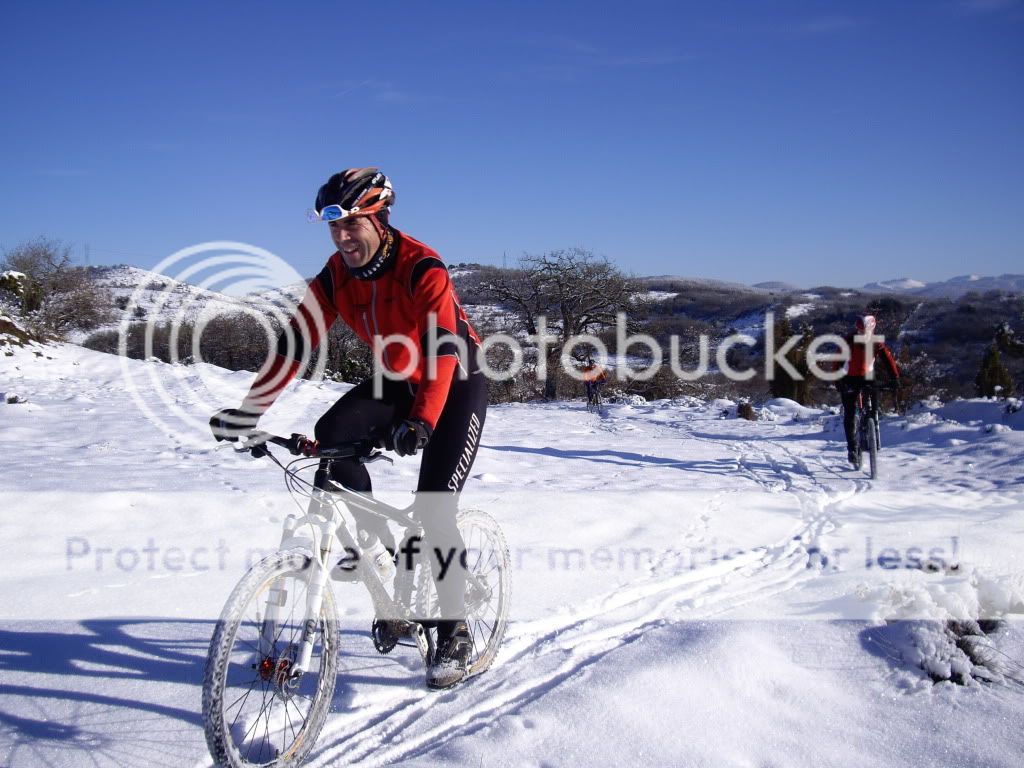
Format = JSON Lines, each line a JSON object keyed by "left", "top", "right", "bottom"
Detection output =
{"left": 255, "top": 647, "right": 301, "bottom": 698}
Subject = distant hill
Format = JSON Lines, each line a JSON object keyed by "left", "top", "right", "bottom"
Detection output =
{"left": 863, "top": 278, "right": 929, "bottom": 292}
{"left": 70, "top": 262, "right": 1024, "bottom": 400}
{"left": 639, "top": 275, "right": 775, "bottom": 295}
{"left": 752, "top": 281, "right": 803, "bottom": 292}
{"left": 864, "top": 274, "right": 1024, "bottom": 299}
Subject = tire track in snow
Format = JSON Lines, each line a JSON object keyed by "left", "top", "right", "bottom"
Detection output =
{"left": 302, "top": 408, "right": 869, "bottom": 766}
{"left": 308, "top": 498, "right": 836, "bottom": 766}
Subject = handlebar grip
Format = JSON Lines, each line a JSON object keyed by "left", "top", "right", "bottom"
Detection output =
{"left": 267, "top": 433, "right": 317, "bottom": 456}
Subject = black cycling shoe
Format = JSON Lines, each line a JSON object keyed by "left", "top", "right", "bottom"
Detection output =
{"left": 426, "top": 622, "right": 473, "bottom": 690}
{"left": 847, "top": 449, "right": 858, "bottom": 467}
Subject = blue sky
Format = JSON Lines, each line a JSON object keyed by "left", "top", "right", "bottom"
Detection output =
{"left": 1, "top": 0, "right": 1021, "bottom": 287}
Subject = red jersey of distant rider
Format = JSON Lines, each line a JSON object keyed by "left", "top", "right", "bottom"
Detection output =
{"left": 842, "top": 332, "right": 899, "bottom": 379}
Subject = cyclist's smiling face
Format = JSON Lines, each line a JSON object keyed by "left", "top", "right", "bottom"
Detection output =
{"left": 329, "top": 216, "right": 381, "bottom": 269}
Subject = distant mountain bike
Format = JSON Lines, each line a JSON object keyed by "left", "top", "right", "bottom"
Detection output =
{"left": 202, "top": 432, "right": 511, "bottom": 768}
{"left": 586, "top": 383, "right": 603, "bottom": 412}
{"left": 850, "top": 383, "right": 882, "bottom": 479}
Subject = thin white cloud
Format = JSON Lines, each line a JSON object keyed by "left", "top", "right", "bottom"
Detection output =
{"left": 34, "top": 168, "right": 91, "bottom": 177}
{"left": 958, "top": 0, "right": 1020, "bottom": 13}
{"left": 522, "top": 35, "right": 692, "bottom": 82}
{"left": 789, "top": 15, "right": 864, "bottom": 37}
{"left": 333, "top": 79, "right": 412, "bottom": 103}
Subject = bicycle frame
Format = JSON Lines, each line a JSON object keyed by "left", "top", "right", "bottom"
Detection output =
{"left": 205, "top": 429, "right": 511, "bottom": 766}
{"left": 237, "top": 433, "right": 442, "bottom": 678}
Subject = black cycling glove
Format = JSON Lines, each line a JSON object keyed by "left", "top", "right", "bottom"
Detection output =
{"left": 390, "top": 418, "right": 432, "bottom": 457}
{"left": 210, "top": 408, "right": 260, "bottom": 442}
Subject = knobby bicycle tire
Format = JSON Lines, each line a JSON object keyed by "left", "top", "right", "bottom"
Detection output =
{"left": 459, "top": 509, "right": 512, "bottom": 676}
{"left": 410, "top": 509, "right": 511, "bottom": 676}
{"left": 867, "top": 418, "right": 879, "bottom": 480}
{"left": 203, "top": 549, "right": 339, "bottom": 767}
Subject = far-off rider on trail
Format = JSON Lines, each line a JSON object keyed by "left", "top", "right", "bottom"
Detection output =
{"left": 582, "top": 357, "right": 608, "bottom": 407}
{"left": 835, "top": 314, "right": 901, "bottom": 466}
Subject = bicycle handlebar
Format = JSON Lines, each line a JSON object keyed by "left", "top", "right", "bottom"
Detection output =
{"left": 237, "top": 431, "right": 384, "bottom": 460}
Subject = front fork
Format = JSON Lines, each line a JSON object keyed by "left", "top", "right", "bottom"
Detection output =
{"left": 259, "top": 487, "right": 336, "bottom": 678}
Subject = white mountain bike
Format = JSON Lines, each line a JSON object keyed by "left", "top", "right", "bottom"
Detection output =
{"left": 202, "top": 431, "right": 511, "bottom": 767}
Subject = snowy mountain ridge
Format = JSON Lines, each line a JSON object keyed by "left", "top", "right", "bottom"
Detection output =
{"left": 863, "top": 273, "right": 1024, "bottom": 298}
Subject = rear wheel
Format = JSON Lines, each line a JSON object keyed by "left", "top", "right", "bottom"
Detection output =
{"left": 459, "top": 510, "right": 512, "bottom": 676}
{"left": 411, "top": 509, "right": 511, "bottom": 677}
{"left": 203, "top": 550, "right": 339, "bottom": 768}
{"left": 867, "top": 418, "right": 879, "bottom": 479}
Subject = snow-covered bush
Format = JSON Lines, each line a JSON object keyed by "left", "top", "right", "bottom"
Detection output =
{"left": 605, "top": 389, "right": 646, "bottom": 406}
{"left": 862, "top": 567, "right": 1024, "bottom": 685}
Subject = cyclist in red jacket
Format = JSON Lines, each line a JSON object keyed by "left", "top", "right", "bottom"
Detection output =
{"left": 211, "top": 168, "right": 486, "bottom": 689}
{"left": 837, "top": 314, "right": 900, "bottom": 466}
{"left": 581, "top": 357, "right": 608, "bottom": 407}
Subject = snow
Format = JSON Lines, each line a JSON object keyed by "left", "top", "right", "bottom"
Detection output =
{"left": 785, "top": 302, "right": 814, "bottom": 319}
{"left": 642, "top": 290, "right": 679, "bottom": 302}
{"left": 75, "top": 265, "right": 311, "bottom": 345}
{"left": 760, "top": 397, "right": 827, "bottom": 421}
{"left": 2, "top": 341, "right": 1023, "bottom": 767}
{"left": 861, "top": 274, "right": 1024, "bottom": 299}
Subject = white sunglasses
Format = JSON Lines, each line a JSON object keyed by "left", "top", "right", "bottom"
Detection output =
{"left": 306, "top": 204, "right": 362, "bottom": 223}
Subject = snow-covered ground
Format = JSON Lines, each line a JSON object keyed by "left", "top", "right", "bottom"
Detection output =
{"left": 785, "top": 302, "right": 814, "bottom": 319}
{"left": 2, "top": 341, "right": 1023, "bottom": 767}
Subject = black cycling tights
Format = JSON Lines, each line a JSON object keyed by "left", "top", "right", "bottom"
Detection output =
{"left": 314, "top": 366, "right": 488, "bottom": 633}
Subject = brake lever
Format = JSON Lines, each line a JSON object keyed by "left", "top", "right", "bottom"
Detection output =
{"left": 237, "top": 433, "right": 271, "bottom": 458}
{"left": 360, "top": 451, "right": 394, "bottom": 466}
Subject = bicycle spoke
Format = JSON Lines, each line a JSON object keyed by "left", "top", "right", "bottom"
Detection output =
{"left": 240, "top": 679, "right": 273, "bottom": 761}
{"left": 228, "top": 680, "right": 258, "bottom": 733}
{"left": 261, "top": 694, "right": 275, "bottom": 763}
{"left": 224, "top": 679, "right": 260, "bottom": 718}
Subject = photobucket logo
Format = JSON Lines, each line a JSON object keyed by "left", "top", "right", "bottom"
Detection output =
{"left": 118, "top": 242, "right": 327, "bottom": 448}
{"left": 368, "top": 311, "right": 881, "bottom": 386}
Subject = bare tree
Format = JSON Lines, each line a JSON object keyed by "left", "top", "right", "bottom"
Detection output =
{"left": 1, "top": 237, "right": 112, "bottom": 335}
{"left": 481, "top": 248, "right": 638, "bottom": 399}
{"left": 321, "top": 321, "right": 374, "bottom": 382}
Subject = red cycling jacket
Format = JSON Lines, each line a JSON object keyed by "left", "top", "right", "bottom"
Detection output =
{"left": 243, "top": 229, "right": 479, "bottom": 429}
{"left": 842, "top": 333, "right": 900, "bottom": 379}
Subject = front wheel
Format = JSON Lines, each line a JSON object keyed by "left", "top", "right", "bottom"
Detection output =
{"left": 203, "top": 550, "right": 339, "bottom": 768}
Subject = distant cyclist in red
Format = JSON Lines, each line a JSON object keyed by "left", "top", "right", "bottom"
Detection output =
{"left": 581, "top": 356, "right": 608, "bottom": 407}
{"left": 836, "top": 314, "right": 900, "bottom": 466}
{"left": 211, "top": 168, "right": 486, "bottom": 689}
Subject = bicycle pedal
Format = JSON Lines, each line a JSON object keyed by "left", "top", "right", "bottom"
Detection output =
{"left": 413, "top": 623, "right": 431, "bottom": 662}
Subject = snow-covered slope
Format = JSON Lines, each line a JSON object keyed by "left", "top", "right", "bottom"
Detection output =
{"left": 864, "top": 277, "right": 930, "bottom": 292}
{"left": 2, "top": 342, "right": 1023, "bottom": 767}
{"left": 76, "top": 265, "right": 252, "bottom": 344}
